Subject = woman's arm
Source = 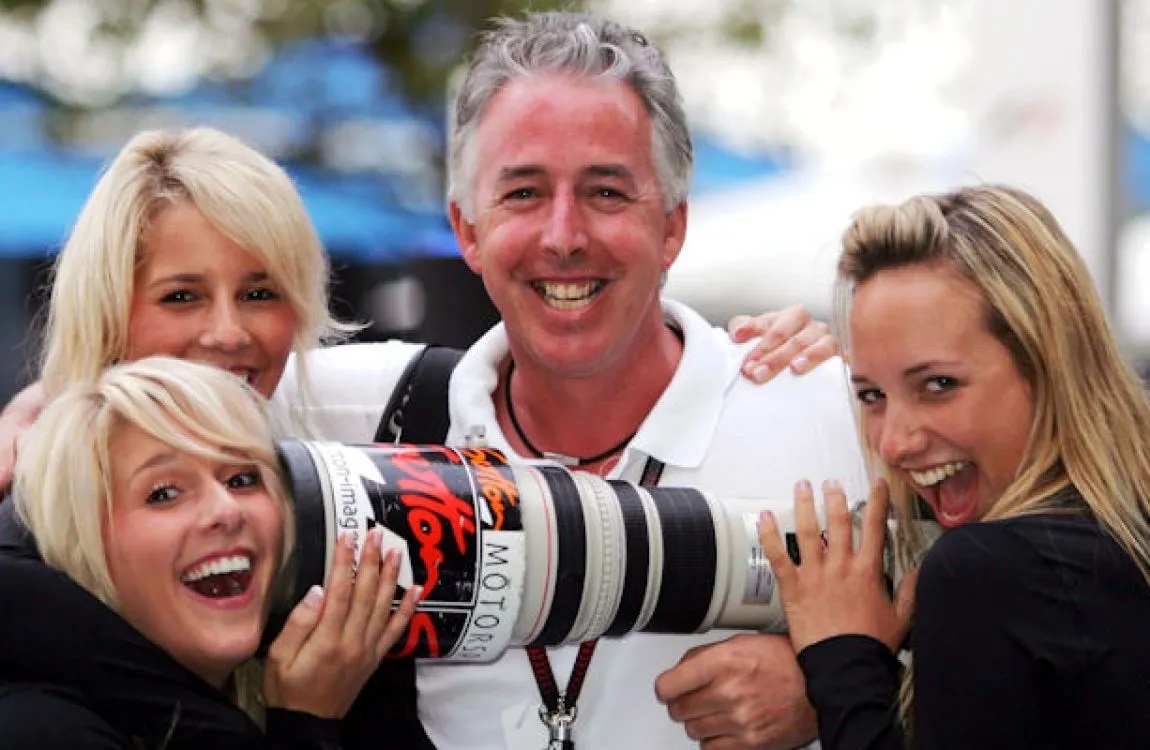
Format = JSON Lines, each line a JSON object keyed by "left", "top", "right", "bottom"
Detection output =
{"left": 0, "top": 552, "right": 264, "bottom": 747}
{"left": 263, "top": 526, "right": 418, "bottom": 719}
{"left": 759, "top": 479, "right": 913, "bottom": 750}
{"left": 0, "top": 684, "right": 132, "bottom": 749}
{"left": 0, "top": 382, "right": 44, "bottom": 493}
{"left": 910, "top": 525, "right": 1053, "bottom": 748}
{"left": 728, "top": 304, "right": 839, "bottom": 382}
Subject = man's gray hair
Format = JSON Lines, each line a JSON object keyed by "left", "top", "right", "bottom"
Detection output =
{"left": 449, "top": 11, "right": 693, "bottom": 220}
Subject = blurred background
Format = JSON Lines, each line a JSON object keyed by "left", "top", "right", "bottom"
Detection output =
{"left": 0, "top": 0, "right": 1145, "bottom": 402}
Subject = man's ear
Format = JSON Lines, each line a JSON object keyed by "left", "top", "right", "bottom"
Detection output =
{"left": 449, "top": 201, "right": 482, "bottom": 274}
{"left": 661, "top": 201, "right": 688, "bottom": 270}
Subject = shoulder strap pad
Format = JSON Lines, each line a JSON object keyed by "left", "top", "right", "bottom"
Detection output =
{"left": 374, "top": 345, "right": 464, "bottom": 445}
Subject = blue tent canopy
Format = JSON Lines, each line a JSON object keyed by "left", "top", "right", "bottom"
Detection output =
{"left": 0, "top": 150, "right": 104, "bottom": 258}
{"left": 691, "top": 135, "right": 790, "bottom": 195}
{"left": 0, "top": 148, "right": 449, "bottom": 262}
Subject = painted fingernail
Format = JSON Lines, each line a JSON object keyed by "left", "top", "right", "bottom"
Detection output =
{"left": 791, "top": 355, "right": 809, "bottom": 373}
{"left": 752, "top": 364, "right": 771, "bottom": 381}
{"left": 823, "top": 478, "right": 842, "bottom": 493}
{"left": 340, "top": 531, "right": 356, "bottom": 550}
{"left": 795, "top": 479, "right": 812, "bottom": 493}
{"left": 412, "top": 585, "right": 424, "bottom": 601}
{"left": 304, "top": 585, "right": 324, "bottom": 608}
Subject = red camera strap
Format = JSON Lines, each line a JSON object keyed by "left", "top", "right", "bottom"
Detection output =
{"left": 527, "top": 457, "right": 665, "bottom": 748}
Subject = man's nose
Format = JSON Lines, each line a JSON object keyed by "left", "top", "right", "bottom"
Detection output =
{"left": 541, "top": 190, "right": 588, "bottom": 260}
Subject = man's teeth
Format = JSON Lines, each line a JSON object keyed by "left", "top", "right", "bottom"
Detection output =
{"left": 532, "top": 281, "right": 604, "bottom": 309}
{"left": 181, "top": 555, "right": 252, "bottom": 584}
{"left": 909, "top": 461, "right": 968, "bottom": 488}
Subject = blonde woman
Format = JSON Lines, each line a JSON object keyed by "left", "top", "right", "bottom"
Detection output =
{"left": 1, "top": 357, "right": 418, "bottom": 748}
{"left": 760, "top": 184, "right": 1150, "bottom": 748}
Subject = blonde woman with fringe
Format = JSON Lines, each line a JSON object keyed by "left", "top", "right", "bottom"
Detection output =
{"left": 0, "top": 357, "right": 417, "bottom": 748}
{"left": 760, "top": 184, "right": 1150, "bottom": 749}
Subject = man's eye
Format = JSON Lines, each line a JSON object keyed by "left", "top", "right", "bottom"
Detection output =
{"left": 226, "top": 470, "right": 262, "bottom": 490}
{"left": 855, "top": 388, "right": 883, "bottom": 406}
{"left": 159, "top": 290, "right": 196, "bottom": 304}
{"left": 503, "top": 187, "right": 537, "bottom": 201}
{"left": 146, "top": 484, "right": 181, "bottom": 505}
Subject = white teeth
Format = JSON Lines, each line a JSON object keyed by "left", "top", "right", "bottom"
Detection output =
{"left": 181, "top": 555, "right": 252, "bottom": 583}
{"left": 909, "top": 461, "right": 969, "bottom": 488}
{"left": 532, "top": 281, "right": 604, "bottom": 309}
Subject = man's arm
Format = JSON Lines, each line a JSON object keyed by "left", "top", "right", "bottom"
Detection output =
{"left": 654, "top": 632, "right": 817, "bottom": 750}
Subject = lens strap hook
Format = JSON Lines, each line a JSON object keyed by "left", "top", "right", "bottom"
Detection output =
{"left": 526, "top": 457, "right": 665, "bottom": 749}
{"left": 539, "top": 700, "right": 577, "bottom": 750}
{"left": 528, "top": 638, "right": 597, "bottom": 749}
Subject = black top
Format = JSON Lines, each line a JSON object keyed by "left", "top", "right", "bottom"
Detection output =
{"left": 799, "top": 508, "right": 1150, "bottom": 750}
{"left": 0, "top": 682, "right": 341, "bottom": 750}
{"left": 0, "top": 501, "right": 340, "bottom": 749}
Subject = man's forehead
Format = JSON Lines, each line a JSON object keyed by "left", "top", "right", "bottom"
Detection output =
{"left": 493, "top": 163, "right": 637, "bottom": 182}
{"left": 478, "top": 74, "right": 645, "bottom": 133}
{"left": 472, "top": 75, "right": 654, "bottom": 179}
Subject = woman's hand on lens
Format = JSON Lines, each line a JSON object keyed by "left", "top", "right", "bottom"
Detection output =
{"left": 263, "top": 526, "right": 420, "bottom": 718}
{"left": 759, "top": 478, "right": 914, "bottom": 653}
{"left": 728, "top": 305, "right": 839, "bottom": 383}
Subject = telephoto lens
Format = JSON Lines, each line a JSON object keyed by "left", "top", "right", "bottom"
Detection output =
{"left": 270, "top": 440, "right": 923, "bottom": 662}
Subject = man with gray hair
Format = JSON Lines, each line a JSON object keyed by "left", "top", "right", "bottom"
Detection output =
{"left": 399, "top": 10, "right": 868, "bottom": 749}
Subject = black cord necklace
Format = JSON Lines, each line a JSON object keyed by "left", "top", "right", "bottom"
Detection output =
{"left": 504, "top": 359, "right": 636, "bottom": 465}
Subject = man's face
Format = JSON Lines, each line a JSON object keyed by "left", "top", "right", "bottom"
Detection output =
{"left": 451, "top": 73, "right": 687, "bottom": 376}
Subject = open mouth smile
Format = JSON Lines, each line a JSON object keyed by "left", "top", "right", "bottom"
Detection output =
{"left": 181, "top": 554, "right": 254, "bottom": 599}
{"left": 908, "top": 461, "right": 969, "bottom": 488}
{"left": 530, "top": 280, "right": 606, "bottom": 310}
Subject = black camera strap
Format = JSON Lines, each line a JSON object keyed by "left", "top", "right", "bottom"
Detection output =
{"left": 374, "top": 345, "right": 464, "bottom": 444}
{"left": 527, "top": 456, "right": 665, "bottom": 749}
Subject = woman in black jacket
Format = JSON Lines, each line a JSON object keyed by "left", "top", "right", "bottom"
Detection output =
{"left": 760, "top": 184, "right": 1150, "bottom": 749}
{"left": 1, "top": 357, "right": 417, "bottom": 749}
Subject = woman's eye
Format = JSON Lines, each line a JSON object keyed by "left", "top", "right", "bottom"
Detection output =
{"left": 924, "top": 376, "right": 958, "bottom": 394}
{"left": 226, "top": 470, "right": 262, "bottom": 490}
{"left": 146, "top": 484, "right": 181, "bottom": 505}
{"left": 244, "top": 287, "right": 280, "bottom": 302}
{"left": 855, "top": 388, "right": 883, "bottom": 406}
{"left": 159, "top": 290, "right": 196, "bottom": 304}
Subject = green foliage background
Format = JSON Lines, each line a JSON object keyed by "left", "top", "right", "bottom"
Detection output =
{"left": 0, "top": 0, "right": 576, "bottom": 107}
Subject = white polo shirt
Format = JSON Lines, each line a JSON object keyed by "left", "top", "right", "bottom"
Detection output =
{"left": 416, "top": 299, "right": 868, "bottom": 749}
{"left": 271, "top": 340, "right": 424, "bottom": 442}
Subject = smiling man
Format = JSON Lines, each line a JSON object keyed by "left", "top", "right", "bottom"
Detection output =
{"left": 387, "top": 11, "right": 871, "bottom": 750}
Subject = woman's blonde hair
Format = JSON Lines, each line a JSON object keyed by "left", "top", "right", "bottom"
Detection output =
{"left": 39, "top": 127, "right": 357, "bottom": 397}
{"left": 836, "top": 183, "right": 1150, "bottom": 729}
{"left": 14, "top": 356, "right": 293, "bottom": 609}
